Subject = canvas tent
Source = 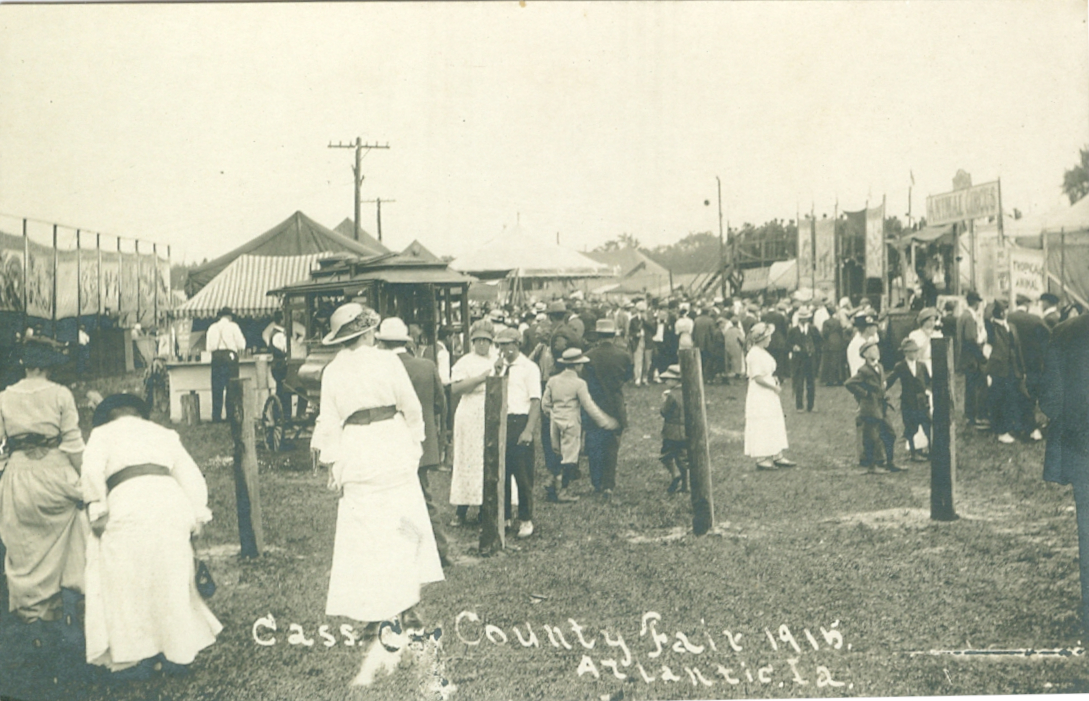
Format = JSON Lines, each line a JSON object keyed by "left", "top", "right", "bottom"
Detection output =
{"left": 584, "top": 248, "right": 673, "bottom": 297}
{"left": 185, "top": 211, "right": 384, "bottom": 296}
{"left": 176, "top": 253, "right": 329, "bottom": 318}
{"left": 1009, "top": 195, "right": 1089, "bottom": 307}
{"left": 332, "top": 218, "right": 391, "bottom": 256}
{"left": 451, "top": 242, "right": 610, "bottom": 280}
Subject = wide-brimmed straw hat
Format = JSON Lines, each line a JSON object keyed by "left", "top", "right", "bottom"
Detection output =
{"left": 469, "top": 320, "right": 495, "bottom": 342}
{"left": 557, "top": 348, "right": 590, "bottom": 365}
{"left": 92, "top": 393, "right": 150, "bottom": 428}
{"left": 322, "top": 303, "right": 380, "bottom": 346}
{"left": 749, "top": 322, "right": 774, "bottom": 344}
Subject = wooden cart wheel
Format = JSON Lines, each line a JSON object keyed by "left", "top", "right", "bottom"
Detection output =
{"left": 262, "top": 395, "right": 285, "bottom": 452}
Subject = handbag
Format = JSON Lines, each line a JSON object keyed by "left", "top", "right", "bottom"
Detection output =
{"left": 195, "top": 559, "right": 216, "bottom": 599}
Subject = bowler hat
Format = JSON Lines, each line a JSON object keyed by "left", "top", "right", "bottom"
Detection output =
{"left": 375, "top": 317, "right": 412, "bottom": 343}
{"left": 92, "top": 393, "right": 150, "bottom": 428}
{"left": 966, "top": 290, "right": 983, "bottom": 304}
{"left": 1040, "top": 293, "right": 1059, "bottom": 306}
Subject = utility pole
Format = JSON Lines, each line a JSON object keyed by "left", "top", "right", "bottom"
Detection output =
{"left": 328, "top": 137, "right": 389, "bottom": 242}
{"left": 716, "top": 176, "right": 727, "bottom": 301}
{"left": 362, "top": 198, "right": 396, "bottom": 243}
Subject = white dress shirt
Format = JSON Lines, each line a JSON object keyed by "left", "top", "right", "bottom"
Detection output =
{"left": 498, "top": 353, "right": 542, "bottom": 416}
{"left": 206, "top": 317, "right": 247, "bottom": 353}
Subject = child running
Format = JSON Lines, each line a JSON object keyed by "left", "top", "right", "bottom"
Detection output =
{"left": 541, "top": 348, "right": 619, "bottom": 503}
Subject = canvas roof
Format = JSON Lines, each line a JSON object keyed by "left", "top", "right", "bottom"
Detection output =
{"left": 451, "top": 241, "right": 610, "bottom": 280}
{"left": 186, "top": 211, "right": 385, "bottom": 296}
{"left": 1006, "top": 195, "right": 1089, "bottom": 238}
{"left": 333, "top": 218, "right": 391, "bottom": 255}
{"left": 584, "top": 247, "right": 673, "bottom": 296}
{"left": 177, "top": 253, "right": 329, "bottom": 318}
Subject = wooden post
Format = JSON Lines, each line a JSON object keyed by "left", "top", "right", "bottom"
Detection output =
{"left": 930, "top": 338, "right": 958, "bottom": 521}
{"left": 181, "top": 391, "right": 201, "bottom": 425}
{"left": 228, "top": 377, "right": 264, "bottom": 557}
{"left": 679, "top": 348, "right": 714, "bottom": 535}
{"left": 479, "top": 375, "right": 507, "bottom": 554}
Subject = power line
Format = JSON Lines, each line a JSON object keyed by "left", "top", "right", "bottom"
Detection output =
{"left": 361, "top": 198, "right": 396, "bottom": 242}
{"left": 328, "top": 138, "right": 389, "bottom": 243}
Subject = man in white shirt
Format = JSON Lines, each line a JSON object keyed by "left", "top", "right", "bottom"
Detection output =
{"left": 205, "top": 306, "right": 247, "bottom": 422}
{"left": 494, "top": 327, "right": 542, "bottom": 538}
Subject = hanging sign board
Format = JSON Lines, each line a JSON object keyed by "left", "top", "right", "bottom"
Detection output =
{"left": 926, "top": 181, "right": 1000, "bottom": 226}
{"left": 1008, "top": 246, "right": 1046, "bottom": 302}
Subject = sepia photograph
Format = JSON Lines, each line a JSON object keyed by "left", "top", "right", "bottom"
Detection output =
{"left": 0, "top": 2, "right": 1087, "bottom": 699}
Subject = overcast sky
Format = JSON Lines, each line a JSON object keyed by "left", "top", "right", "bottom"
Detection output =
{"left": 1, "top": 1, "right": 1086, "bottom": 263}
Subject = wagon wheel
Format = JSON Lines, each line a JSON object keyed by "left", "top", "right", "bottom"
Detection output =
{"left": 261, "top": 395, "right": 285, "bottom": 452}
{"left": 154, "top": 377, "right": 170, "bottom": 416}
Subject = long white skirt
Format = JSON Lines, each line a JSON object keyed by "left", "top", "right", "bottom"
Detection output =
{"left": 450, "top": 392, "right": 485, "bottom": 506}
{"left": 744, "top": 381, "right": 789, "bottom": 458}
{"left": 326, "top": 419, "right": 444, "bottom": 623}
{"left": 84, "top": 475, "right": 222, "bottom": 669}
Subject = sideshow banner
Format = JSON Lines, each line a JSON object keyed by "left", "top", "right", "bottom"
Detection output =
{"left": 138, "top": 252, "right": 156, "bottom": 327}
{"left": 814, "top": 218, "right": 836, "bottom": 296}
{"left": 55, "top": 249, "right": 79, "bottom": 319}
{"left": 976, "top": 236, "right": 1007, "bottom": 300}
{"left": 158, "top": 255, "right": 171, "bottom": 315}
{"left": 797, "top": 216, "right": 813, "bottom": 287}
{"left": 0, "top": 247, "right": 24, "bottom": 313}
{"left": 865, "top": 203, "right": 885, "bottom": 279}
{"left": 25, "top": 241, "right": 53, "bottom": 318}
{"left": 1009, "top": 246, "right": 1046, "bottom": 301}
{"left": 120, "top": 251, "right": 139, "bottom": 326}
{"left": 101, "top": 250, "right": 120, "bottom": 316}
{"left": 79, "top": 248, "right": 100, "bottom": 315}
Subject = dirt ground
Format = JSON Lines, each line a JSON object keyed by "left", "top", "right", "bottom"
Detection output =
{"left": 1, "top": 371, "right": 1086, "bottom": 700}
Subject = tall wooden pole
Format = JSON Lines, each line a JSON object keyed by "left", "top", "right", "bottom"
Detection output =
{"left": 76, "top": 230, "right": 82, "bottom": 323}
{"left": 228, "top": 377, "right": 264, "bottom": 557}
{"left": 930, "top": 338, "right": 958, "bottom": 521}
{"left": 717, "top": 176, "right": 726, "bottom": 301}
{"left": 679, "top": 348, "right": 714, "bottom": 535}
{"left": 51, "top": 225, "right": 58, "bottom": 335}
{"left": 22, "top": 220, "right": 28, "bottom": 328}
{"left": 96, "top": 234, "right": 102, "bottom": 316}
{"left": 480, "top": 375, "right": 508, "bottom": 554}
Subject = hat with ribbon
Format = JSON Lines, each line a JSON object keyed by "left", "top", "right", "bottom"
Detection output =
{"left": 322, "top": 303, "right": 380, "bottom": 346}
{"left": 595, "top": 318, "right": 618, "bottom": 336}
{"left": 557, "top": 348, "right": 590, "bottom": 365}
{"left": 749, "top": 322, "right": 774, "bottom": 344}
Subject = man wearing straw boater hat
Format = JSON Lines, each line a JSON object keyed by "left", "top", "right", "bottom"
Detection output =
{"left": 311, "top": 302, "right": 443, "bottom": 686}
{"left": 205, "top": 306, "right": 247, "bottom": 423}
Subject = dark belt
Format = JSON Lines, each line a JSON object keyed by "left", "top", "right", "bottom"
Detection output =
{"left": 7, "top": 433, "right": 61, "bottom": 453}
{"left": 343, "top": 405, "right": 398, "bottom": 427}
{"left": 106, "top": 463, "right": 171, "bottom": 494}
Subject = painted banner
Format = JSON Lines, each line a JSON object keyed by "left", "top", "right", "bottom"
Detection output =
{"left": 1009, "top": 246, "right": 1046, "bottom": 301}
{"left": 138, "top": 252, "right": 157, "bottom": 326}
{"left": 926, "top": 181, "right": 1000, "bottom": 226}
{"left": 79, "top": 248, "right": 100, "bottom": 315}
{"left": 25, "top": 243, "right": 53, "bottom": 318}
{"left": 55, "top": 249, "right": 79, "bottom": 319}
{"left": 796, "top": 216, "right": 813, "bottom": 288}
{"left": 120, "top": 251, "right": 139, "bottom": 326}
{"left": 158, "top": 256, "right": 171, "bottom": 312}
{"left": 101, "top": 250, "right": 120, "bottom": 315}
{"left": 814, "top": 218, "right": 836, "bottom": 296}
{"left": 0, "top": 249, "right": 24, "bottom": 312}
{"left": 865, "top": 203, "right": 885, "bottom": 279}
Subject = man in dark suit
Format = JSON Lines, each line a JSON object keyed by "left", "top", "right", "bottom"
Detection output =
{"left": 986, "top": 299, "right": 1028, "bottom": 444}
{"left": 845, "top": 340, "right": 903, "bottom": 473}
{"left": 1008, "top": 296, "right": 1051, "bottom": 441}
{"left": 585, "top": 318, "right": 633, "bottom": 497}
{"left": 763, "top": 302, "right": 790, "bottom": 381}
{"left": 1041, "top": 292, "right": 1062, "bottom": 330}
{"left": 1041, "top": 313, "right": 1089, "bottom": 635}
{"left": 886, "top": 337, "right": 931, "bottom": 462}
{"left": 787, "top": 307, "right": 822, "bottom": 412}
{"left": 692, "top": 306, "right": 717, "bottom": 380}
{"left": 957, "top": 290, "right": 989, "bottom": 429}
{"left": 376, "top": 317, "right": 450, "bottom": 566}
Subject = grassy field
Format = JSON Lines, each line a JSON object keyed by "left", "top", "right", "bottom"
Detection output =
{"left": 2, "top": 371, "right": 1087, "bottom": 700}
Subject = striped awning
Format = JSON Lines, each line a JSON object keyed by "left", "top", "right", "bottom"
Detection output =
{"left": 176, "top": 253, "right": 329, "bottom": 318}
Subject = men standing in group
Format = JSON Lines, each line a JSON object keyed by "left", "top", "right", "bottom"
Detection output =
{"left": 692, "top": 305, "right": 717, "bottom": 381}
{"left": 957, "top": 291, "right": 989, "bottom": 430}
{"left": 206, "top": 306, "right": 247, "bottom": 423}
{"left": 787, "top": 306, "right": 822, "bottom": 412}
{"left": 375, "top": 317, "right": 450, "bottom": 566}
{"left": 629, "top": 300, "right": 650, "bottom": 386}
{"left": 584, "top": 319, "right": 633, "bottom": 497}
{"left": 493, "top": 328, "right": 542, "bottom": 538}
{"left": 986, "top": 299, "right": 1027, "bottom": 444}
{"left": 1008, "top": 296, "right": 1050, "bottom": 442}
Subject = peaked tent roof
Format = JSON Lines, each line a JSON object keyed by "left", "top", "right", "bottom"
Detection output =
{"left": 1007, "top": 195, "right": 1089, "bottom": 238}
{"left": 451, "top": 241, "right": 610, "bottom": 280}
{"left": 397, "top": 239, "right": 442, "bottom": 264}
{"left": 584, "top": 247, "right": 673, "bottom": 296}
{"left": 186, "top": 211, "right": 385, "bottom": 296}
{"left": 177, "top": 253, "right": 329, "bottom": 318}
{"left": 333, "top": 218, "right": 390, "bottom": 255}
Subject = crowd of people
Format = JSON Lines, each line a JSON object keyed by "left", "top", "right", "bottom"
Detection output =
{"left": 0, "top": 283, "right": 1084, "bottom": 690}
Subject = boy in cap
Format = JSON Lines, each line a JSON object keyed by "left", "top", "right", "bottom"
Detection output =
{"left": 541, "top": 348, "right": 619, "bottom": 503}
{"left": 886, "top": 337, "right": 932, "bottom": 462}
{"left": 658, "top": 364, "right": 688, "bottom": 493}
{"left": 845, "top": 340, "right": 903, "bottom": 473}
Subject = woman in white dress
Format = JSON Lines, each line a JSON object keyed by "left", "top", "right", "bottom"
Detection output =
{"left": 675, "top": 306, "right": 695, "bottom": 350}
{"left": 448, "top": 320, "right": 496, "bottom": 525}
{"left": 81, "top": 394, "right": 221, "bottom": 678}
{"left": 744, "top": 323, "right": 796, "bottom": 470}
{"left": 311, "top": 303, "right": 443, "bottom": 686}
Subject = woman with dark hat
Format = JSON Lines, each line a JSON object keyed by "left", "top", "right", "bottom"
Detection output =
{"left": 448, "top": 319, "right": 497, "bottom": 526}
{"left": 0, "top": 339, "right": 86, "bottom": 624}
{"left": 80, "top": 393, "right": 220, "bottom": 678}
